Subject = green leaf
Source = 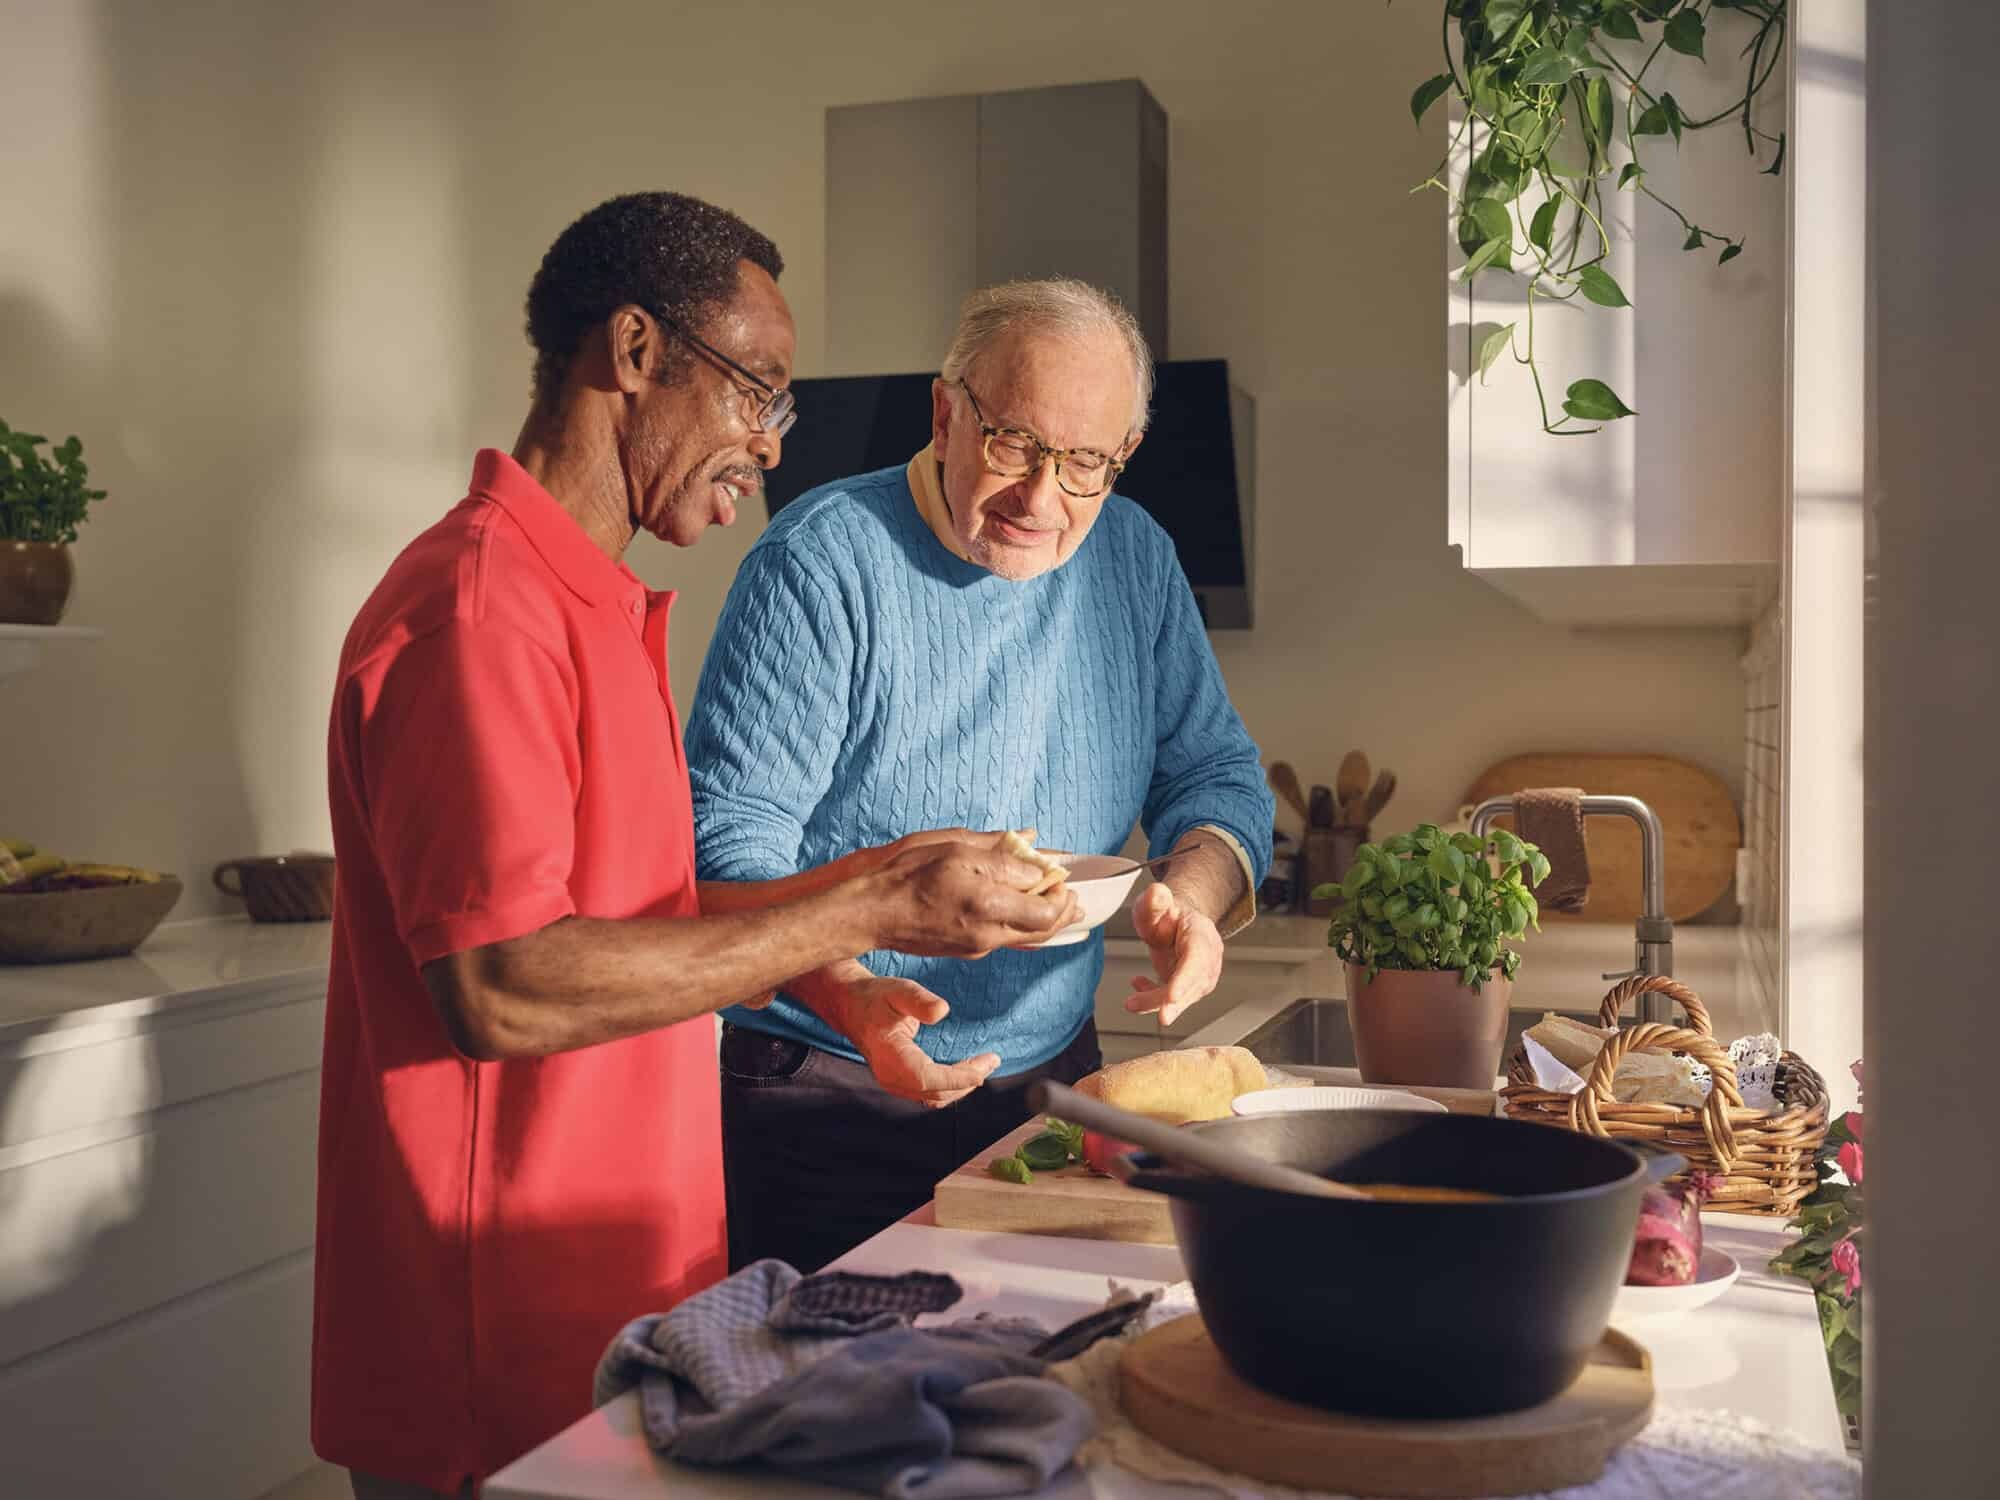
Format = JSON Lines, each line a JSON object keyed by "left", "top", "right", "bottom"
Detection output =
{"left": 1562, "top": 378, "right": 1637, "bottom": 421}
{"left": 1427, "top": 845, "right": 1459, "bottom": 883}
{"left": 1461, "top": 235, "right": 1512, "bottom": 281}
{"left": 1483, "top": 0, "right": 1529, "bottom": 41}
{"left": 1576, "top": 264, "right": 1631, "bottom": 307}
{"left": 1476, "top": 322, "right": 1517, "bottom": 383}
{"left": 1718, "top": 241, "right": 1744, "bottom": 265}
{"left": 1660, "top": 91, "right": 1684, "bottom": 143}
{"left": 1411, "top": 74, "right": 1453, "bottom": 126}
{"left": 1618, "top": 161, "right": 1645, "bottom": 191}
{"left": 1602, "top": 6, "right": 1642, "bottom": 42}
{"left": 1763, "top": 131, "right": 1788, "bottom": 176}
{"left": 1664, "top": 7, "right": 1705, "bottom": 58}
{"left": 1683, "top": 226, "right": 1706, "bottom": 251}
{"left": 1529, "top": 198, "right": 1559, "bottom": 251}
{"left": 1634, "top": 103, "right": 1671, "bottom": 137}
{"left": 1518, "top": 46, "right": 1576, "bottom": 87}
{"left": 1584, "top": 75, "right": 1613, "bottom": 148}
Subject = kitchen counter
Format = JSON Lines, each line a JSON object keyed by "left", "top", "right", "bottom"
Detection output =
{"left": 0, "top": 914, "right": 332, "bottom": 1042}
{"left": 1184, "top": 920, "right": 1771, "bottom": 1063}
{"left": 487, "top": 1208, "right": 1843, "bottom": 1499}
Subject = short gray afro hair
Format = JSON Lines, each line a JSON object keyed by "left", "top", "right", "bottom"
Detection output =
{"left": 938, "top": 278, "right": 1154, "bottom": 436}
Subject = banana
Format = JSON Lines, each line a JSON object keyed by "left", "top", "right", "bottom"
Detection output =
{"left": 0, "top": 847, "right": 22, "bottom": 888}
{"left": 2, "top": 838, "right": 35, "bottom": 858}
{"left": 56, "top": 862, "right": 160, "bottom": 884}
{"left": 12, "top": 853, "right": 68, "bottom": 882}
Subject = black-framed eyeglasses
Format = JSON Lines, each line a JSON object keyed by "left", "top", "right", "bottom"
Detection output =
{"left": 649, "top": 305, "right": 797, "bottom": 438}
{"left": 956, "top": 380, "right": 1125, "bottom": 499}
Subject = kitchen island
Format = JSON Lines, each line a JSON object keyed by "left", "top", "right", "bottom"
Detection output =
{"left": 488, "top": 1203, "right": 1844, "bottom": 1499}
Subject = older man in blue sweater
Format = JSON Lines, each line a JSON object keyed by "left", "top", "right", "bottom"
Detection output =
{"left": 686, "top": 277, "right": 1274, "bottom": 1271}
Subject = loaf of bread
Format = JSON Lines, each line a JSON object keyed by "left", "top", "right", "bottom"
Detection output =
{"left": 1072, "top": 1045, "right": 1269, "bottom": 1124}
{"left": 1526, "top": 1012, "right": 1616, "bottom": 1074}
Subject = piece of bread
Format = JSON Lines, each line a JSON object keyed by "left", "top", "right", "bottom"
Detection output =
{"left": 1002, "top": 829, "right": 1069, "bottom": 896}
{"left": 1525, "top": 1012, "right": 1615, "bottom": 1074}
{"left": 1072, "top": 1045, "right": 1269, "bottom": 1125}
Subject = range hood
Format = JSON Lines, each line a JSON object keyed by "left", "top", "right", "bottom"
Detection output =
{"left": 763, "top": 79, "right": 1256, "bottom": 629}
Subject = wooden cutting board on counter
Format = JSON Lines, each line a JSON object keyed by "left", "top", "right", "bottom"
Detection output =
{"left": 934, "top": 1081, "right": 1501, "bottom": 1244}
{"left": 1461, "top": 752, "right": 1739, "bottom": 925}
{"left": 1121, "top": 1315, "right": 1654, "bottom": 1497}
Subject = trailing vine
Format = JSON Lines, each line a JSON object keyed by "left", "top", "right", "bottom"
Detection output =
{"left": 1412, "top": 0, "right": 1788, "bottom": 434}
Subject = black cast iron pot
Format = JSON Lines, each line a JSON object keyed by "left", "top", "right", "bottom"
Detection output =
{"left": 1113, "top": 1109, "right": 1682, "bottom": 1419}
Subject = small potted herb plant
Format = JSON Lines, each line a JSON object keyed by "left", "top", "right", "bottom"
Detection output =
{"left": 1315, "top": 823, "right": 1550, "bottom": 1089}
{"left": 0, "top": 419, "right": 108, "bottom": 625}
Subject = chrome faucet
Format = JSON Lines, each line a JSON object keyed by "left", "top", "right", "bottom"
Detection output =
{"left": 1468, "top": 794, "right": 1675, "bottom": 1026}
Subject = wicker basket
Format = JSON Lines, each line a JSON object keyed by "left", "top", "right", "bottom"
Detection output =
{"left": 1502, "top": 974, "right": 1829, "bottom": 1217}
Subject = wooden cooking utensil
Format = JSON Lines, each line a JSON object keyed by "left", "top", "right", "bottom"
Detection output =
{"left": 1029, "top": 1081, "right": 1369, "bottom": 1202}
{"left": 1267, "top": 761, "right": 1310, "bottom": 823}
{"left": 1363, "top": 767, "right": 1397, "bottom": 822}
{"left": 1307, "top": 785, "right": 1336, "bottom": 830}
{"left": 1336, "top": 749, "right": 1371, "bottom": 813}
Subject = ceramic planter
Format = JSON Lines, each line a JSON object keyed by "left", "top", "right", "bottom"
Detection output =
{"left": 1344, "top": 961, "right": 1512, "bottom": 1090}
{"left": 0, "top": 541, "right": 74, "bottom": 625}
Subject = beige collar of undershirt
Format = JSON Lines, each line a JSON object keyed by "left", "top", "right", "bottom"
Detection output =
{"left": 905, "top": 442, "right": 975, "bottom": 565}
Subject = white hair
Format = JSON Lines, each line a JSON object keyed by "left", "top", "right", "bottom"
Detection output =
{"left": 938, "top": 278, "right": 1154, "bottom": 436}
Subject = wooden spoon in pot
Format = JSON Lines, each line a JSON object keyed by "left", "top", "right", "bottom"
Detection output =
{"left": 1029, "top": 1080, "right": 1368, "bottom": 1201}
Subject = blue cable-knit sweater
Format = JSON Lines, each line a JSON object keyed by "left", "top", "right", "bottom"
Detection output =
{"left": 685, "top": 464, "right": 1274, "bottom": 1074}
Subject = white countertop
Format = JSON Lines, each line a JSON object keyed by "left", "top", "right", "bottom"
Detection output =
{"left": 487, "top": 1208, "right": 1841, "bottom": 1500}
{"left": 0, "top": 914, "right": 331, "bottom": 1043}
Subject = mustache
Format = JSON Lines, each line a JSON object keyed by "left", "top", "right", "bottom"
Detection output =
{"left": 713, "top": 464, "right": 764, "bottom": 497}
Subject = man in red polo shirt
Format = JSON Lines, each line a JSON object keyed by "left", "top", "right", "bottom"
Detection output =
{"left": 314, "top": 192, "right": 1077, "bottom": 1500}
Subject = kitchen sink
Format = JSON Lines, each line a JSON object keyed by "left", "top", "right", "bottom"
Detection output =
{"left": 1241, "top": 997, "right": 1603, "bottom": 1073}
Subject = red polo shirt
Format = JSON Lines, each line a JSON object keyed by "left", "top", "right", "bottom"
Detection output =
{"left": 314, "top": 450, "right": 724, "bottom": 1490}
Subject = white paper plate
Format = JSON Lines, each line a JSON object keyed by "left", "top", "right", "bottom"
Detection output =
{"left": 1611, "top": 1245, "right": 1741, "bottom": 1323}
{"left": 1230, "top": 1085, "right": 1450, "bottom": 1117}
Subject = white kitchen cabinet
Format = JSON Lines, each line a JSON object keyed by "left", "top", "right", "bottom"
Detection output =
{"left": 1446, "top": 13, "right": 1786, "bottom": 626}
{"left": 0, "top": 918, "right": 331, "bottom": 1500}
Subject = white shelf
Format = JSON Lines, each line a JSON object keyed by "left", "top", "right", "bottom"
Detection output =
{"left": 0, "top": 623, "right": 103, "bottom": 677}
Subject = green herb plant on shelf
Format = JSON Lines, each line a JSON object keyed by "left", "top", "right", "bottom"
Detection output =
{"left": 1411, "top": 0, "right": 1788, "bottom": 434}
{"left": 1315, "top": 823, "right": 1551, "bottom": 991}
{"left": 0, "top": 420, "right": 107, "bottom": 544}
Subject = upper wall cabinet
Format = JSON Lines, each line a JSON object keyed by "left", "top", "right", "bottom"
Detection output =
{"left": 1445, "top": 10, "right": 1786, "bottom": 627}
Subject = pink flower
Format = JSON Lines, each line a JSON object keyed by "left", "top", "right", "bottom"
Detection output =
{"left": 1830, "top": 1235, "right": 1862, "bottom": 1297}
{"left": 1846, "top": 1110, "right": 1864, "bottom": 1142}
{"left": 1838, "top": 1140, "right": 1864, "bottom": 1185}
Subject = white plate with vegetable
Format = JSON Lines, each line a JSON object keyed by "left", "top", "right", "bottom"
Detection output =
{"left": 1611, "top": 1245, "right": 1740, "bottom": 1323}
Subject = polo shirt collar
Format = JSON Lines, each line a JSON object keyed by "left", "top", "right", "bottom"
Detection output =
{"left": 470, "top": 448, "right": 633, "bottom": 608}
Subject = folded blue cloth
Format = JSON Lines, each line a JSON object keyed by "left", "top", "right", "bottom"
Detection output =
{"left": 594, "top": 1260, "right": 1096, "bottom": 1499}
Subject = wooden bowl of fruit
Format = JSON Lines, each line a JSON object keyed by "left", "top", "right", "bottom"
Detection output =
{"left": 0, "top": 841, "right": 182, "bottom": 964}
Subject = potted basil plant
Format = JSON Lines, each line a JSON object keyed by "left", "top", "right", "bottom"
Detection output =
{"left": 0, "top": 419, "right": 108, "bottom": 625}
{"left": 1315, "top": 823, "right": 1550, "bottom": 1089}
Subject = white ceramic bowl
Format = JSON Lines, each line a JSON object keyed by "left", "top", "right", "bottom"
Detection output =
{"left": 1023, "top": 853, "right": 1144, "bottom": 947}
{"left": 1230, "top": 1085, "right": 1450, "bottom": 1117}
{"left": 1610, "top": 1245, "right": 1741, "bottom": 1323}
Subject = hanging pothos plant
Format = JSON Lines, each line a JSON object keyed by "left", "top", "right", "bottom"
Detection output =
{"left": 1413, "top": 0, "right": 1787, "bottom": 434}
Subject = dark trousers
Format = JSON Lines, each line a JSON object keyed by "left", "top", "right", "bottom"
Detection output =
{"left": 720, "top": 1020, "right": 1102, "bottom": 1273}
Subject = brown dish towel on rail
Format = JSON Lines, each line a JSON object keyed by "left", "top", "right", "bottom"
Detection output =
{"left": 1515, "top": 787, "right": 1591, "bottom": 913}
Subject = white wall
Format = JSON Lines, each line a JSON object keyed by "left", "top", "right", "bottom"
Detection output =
{"left": 1, "top": 0, "right": 1747, "bottom": 922}
{"left": 1784, "top": 7, "right": 1866, "bottom": 1119}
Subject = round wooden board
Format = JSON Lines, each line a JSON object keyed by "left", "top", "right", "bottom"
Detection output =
{"left": 1119, "top": 1316, "right": 1654, "bottom": 1498}
{"left": 1461, "top": 752, "right": 1740, "bottom": 924}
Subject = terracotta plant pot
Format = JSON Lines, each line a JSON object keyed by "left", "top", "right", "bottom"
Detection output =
{"left": 0, "top": 541, "right": 74, "bottom": 625}
{"left": 1344, "top": 961, "right": 1513, "bottom": 1090}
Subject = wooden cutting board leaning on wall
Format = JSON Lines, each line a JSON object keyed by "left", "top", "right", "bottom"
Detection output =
{"left": 1460, "top": 753, "right": 1740, "bottom": 925}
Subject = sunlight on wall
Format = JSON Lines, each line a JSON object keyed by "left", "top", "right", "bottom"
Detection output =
{"left": 1784, "top": 9, "right": 1866, "bottom": 1115}
{"left": 234, "top": 52, "right": 474, "bottom": 853}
